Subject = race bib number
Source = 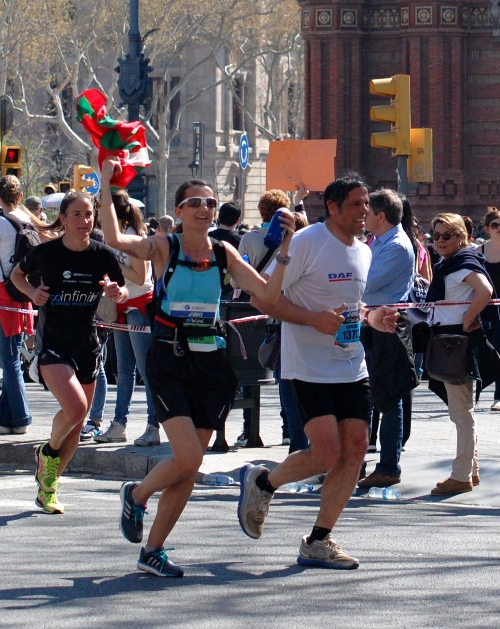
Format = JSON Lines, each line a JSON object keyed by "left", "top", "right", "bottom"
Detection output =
{"left": 169, "top": 301, "right": 217, "bottom": 352}
{"left": 335, "top": 303, "right": 361, "bottom": 348}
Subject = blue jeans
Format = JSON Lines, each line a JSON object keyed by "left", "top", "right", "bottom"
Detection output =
{"left": 279, "top": 378, "right": 308, "bottom": 453}
{"left": 89, "top": 347, "right": 107, "bottom": 421}
{"left": 113, "top": 308, "right": 157, "bottom": 428}
{"left": 0, "top": 329, "right": 32, "bottom": 429}
{"left": 374, "top": 399, "right": 403, "bottom": 477}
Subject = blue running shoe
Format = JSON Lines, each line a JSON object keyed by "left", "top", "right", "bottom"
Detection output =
{"left": 137, "top": 547, "right": 184, "bottom": 578}
{"left": 119, "top": 481, "right": 146, "bottom": 543}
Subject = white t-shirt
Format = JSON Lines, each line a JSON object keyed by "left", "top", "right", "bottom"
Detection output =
{"left": 268, "top": 222, "right": 372, "bottom": 383}
{"left": 432, "top": 269, "right": 474, "bottom": 326}
{"left": 0, "top": 209, "right": 33, "bottom": 281}
{"left": 113, "top": 226, "right": 154, "bottom": 303}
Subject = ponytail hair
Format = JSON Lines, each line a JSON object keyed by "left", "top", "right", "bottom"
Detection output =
{"left": 111, "top": 189, "right": 146, "bottom": 236}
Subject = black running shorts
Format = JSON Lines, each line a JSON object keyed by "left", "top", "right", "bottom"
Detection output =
{"left": 146, "top": 340, "right": 238, "bottom": 431}
{"left": 292, "top": 378, "right": 372, "bottom": 426}
{"left": 38, "top": 348, "right": 101, "bottom": 385}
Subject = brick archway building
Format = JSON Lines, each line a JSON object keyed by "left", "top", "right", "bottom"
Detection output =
{"left": 297, "top": 0, "right": 500, "bottom": 228}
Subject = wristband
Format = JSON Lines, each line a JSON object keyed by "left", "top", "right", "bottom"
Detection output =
{"left": 276, "top": 252, "right": 291, "bottom": 265}
{"left": 113, "top": 289, "right": 122, "bottom": 303}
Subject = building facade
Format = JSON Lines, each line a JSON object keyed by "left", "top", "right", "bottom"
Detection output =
{"left": 297, "top": 0, "right": 500, "bottom": 225}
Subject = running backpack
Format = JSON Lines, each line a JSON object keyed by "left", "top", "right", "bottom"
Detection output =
{"left": 0, "top": 212, "right": 41, "bottom": 302}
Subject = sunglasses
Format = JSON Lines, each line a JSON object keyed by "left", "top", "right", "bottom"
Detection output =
{"left": 488, "top": 221, "right": 500, "bottom": 230}
{"left": 178, "top": 196, "right": 217, "bottom": 210}
{"left": 432, "top": 232, "right": 456, "bottom": 242}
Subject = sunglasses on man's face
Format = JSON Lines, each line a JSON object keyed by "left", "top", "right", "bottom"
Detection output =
{"left": 488, "top": 221, "right": 500, "bottom": 230}
{"left": 178, "top": 196, "right": 217, "bottom": 210}
{"left": 432, "top": 232, "right": 455, "bottom": 242}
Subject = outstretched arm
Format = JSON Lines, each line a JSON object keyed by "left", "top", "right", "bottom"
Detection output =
{"left": 99, "top": 157, "right": 168, "bottom": 265}
{"left": 251, "top": 294, "right": 399, "bottom": 335}
{"left": 225, "top": 210, "right": 295, "bottom": 304}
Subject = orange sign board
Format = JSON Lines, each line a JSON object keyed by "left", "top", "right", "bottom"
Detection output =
{"left": 266, "top": 139, "right": 337, "bottom": 191}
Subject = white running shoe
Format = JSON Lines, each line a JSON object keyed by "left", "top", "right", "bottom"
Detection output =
{"left": 297, "top": 535, "right": 359, "bottom": 570}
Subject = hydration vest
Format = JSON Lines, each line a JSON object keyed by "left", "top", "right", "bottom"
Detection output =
{"left": 150, "top": 234, "right": 228, "bottom": 352}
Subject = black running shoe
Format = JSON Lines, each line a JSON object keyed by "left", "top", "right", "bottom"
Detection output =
{"left": 137, "top": 547, "right": 184, "bottom": 578}
{"left": 119, "top": 481, "right": 146, "bottom": 543}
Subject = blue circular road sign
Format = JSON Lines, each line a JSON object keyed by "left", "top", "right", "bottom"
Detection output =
{"left": 239, "top": 133, "right": 249, "bottom": 170}
{"left": 85, "top": 170, "right": 100, "bottom": 195}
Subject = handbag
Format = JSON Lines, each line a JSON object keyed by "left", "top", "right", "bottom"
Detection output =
{"left": 96, "top": 294, "right": 118, "bottom": 323}
{"left": 425, "top": 328, "right": 469, "bottom": 385}
{"left": 258, "top": 321, "right": 281, "bottom": 371}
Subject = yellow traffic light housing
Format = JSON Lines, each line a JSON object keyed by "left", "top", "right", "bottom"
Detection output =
{"left": 408, "top": 128, "right": 433, "bottom": 183}
{"left": 73, "top": 164, "right": 93, "bottom": 191}
{"left": 44, "top": 183, "right": 57, "bottom": 195}
{"left": 1, "top": 145, "right": 22, "bottom": 177}
{"left": 370, "top": 75, "right": 411, "bottom": 156}
{"left": 59, "top": 181, "right": 72, "bottom": 193}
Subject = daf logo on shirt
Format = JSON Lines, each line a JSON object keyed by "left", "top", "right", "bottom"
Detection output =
{"left": 328, "top": 272, "right": 352, "bottom": 282}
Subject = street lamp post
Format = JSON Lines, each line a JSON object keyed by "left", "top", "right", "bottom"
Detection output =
{"left": 115, "top": 0, "right": 153, "bottom": 203}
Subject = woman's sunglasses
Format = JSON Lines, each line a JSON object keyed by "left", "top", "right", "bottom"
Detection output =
{"left": 432, "top": 232, "right": 456, "bottom": 242}
{"left": 488, "top": 221, "right": 500, "bottom": 230}
{"left": 178, "top": 196, "right": 217, "bottom": 209}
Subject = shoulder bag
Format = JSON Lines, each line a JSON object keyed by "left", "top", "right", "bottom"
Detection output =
{"left": 425, "top": 328, "right": 469, "bottom": 385}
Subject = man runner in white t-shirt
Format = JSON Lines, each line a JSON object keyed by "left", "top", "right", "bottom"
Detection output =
{"left": 237, "top": 174, "right": 399, "bottom": 569}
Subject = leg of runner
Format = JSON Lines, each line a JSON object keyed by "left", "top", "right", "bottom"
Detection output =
{"left": 35, "top": 363, "right": 95, "bottom": 513}
{"left": 119, "top": 417, "right": 211, "bottom": 577}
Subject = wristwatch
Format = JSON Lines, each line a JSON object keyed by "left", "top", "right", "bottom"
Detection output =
{"left": 276, "top": 252, "right": 291, "bottom": 265}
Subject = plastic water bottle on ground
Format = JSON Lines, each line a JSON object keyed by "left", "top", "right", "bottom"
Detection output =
{"left": 283, "top": 482, "right": 314, "bottom": 493}
{"left": 383, "top": 487, "right": 401, "bottom": 500}
{"left": 203, "top": 474, "right": 235, "bottom": 486}
{"left": 368, "top": 487, "right": 401, "bottom": 500}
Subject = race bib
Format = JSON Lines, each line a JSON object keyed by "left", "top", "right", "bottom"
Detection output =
{"left": 335, "top": 303, "right": 361, "bottom": 349}
{"left": 169, "top": 301, "right": 217, "bottom": 352}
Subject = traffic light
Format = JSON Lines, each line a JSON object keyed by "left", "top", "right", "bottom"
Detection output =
{"left": 370, "top": 74, "right": 411, "bottom": 156}
{"left": 408, "top": 128, "right": 433, "bottom": 183}
{"left": 59, "top": 181, "right": 72, "bottom": 193}
{"left": 44, "top": 183, "right": 57, "bottom": 196}
{"left": 1, "top": 145, "right": 22, "bottom": 177}
{"left": 73, "top": 164, "right": 93, "bottom": 191}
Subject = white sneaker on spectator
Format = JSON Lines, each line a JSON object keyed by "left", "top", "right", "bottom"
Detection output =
{"left": 94, "top": 421, "right": 127, "bottom": 443}
{"left": 491, "top": 400, "right": 500, "bottom": 411}
{"left": 134, "top": 425, "right": 161, "bottom": 447}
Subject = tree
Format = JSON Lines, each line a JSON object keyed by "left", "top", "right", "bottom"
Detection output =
{"left": 1, "top": 0, "right": 303, "bottom": 208}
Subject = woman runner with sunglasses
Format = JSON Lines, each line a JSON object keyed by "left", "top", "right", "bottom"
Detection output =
{"left": 99, "top": 156, "right": 295, "bottom": 577}
{"left": 476, "top": 207, "right": 500, "bottom": 410}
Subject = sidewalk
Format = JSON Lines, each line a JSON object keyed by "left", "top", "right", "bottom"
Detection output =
{"left": 2, "top": 381, "right": 500, "bottom": 507}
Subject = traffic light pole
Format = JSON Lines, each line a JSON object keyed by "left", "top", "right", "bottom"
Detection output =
{"left": 397, "top": 155, "right": 409, "bottom": 196}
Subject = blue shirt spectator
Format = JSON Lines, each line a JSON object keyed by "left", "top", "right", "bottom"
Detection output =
{"left": 364, "top": 223, "right": 414, "bottom": 306}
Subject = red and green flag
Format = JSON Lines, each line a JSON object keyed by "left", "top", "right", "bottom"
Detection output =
{"left": 75, "top": 89, "right": 151, "bottom": 189}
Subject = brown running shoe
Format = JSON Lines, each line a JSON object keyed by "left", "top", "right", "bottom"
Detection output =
{"left": 357, "top": 471, "right": 401, "bottom": 489}
{"left": 431, "top": 478, "right": 473, "bottom": 495}
{"left": 472, "top": 474, "right": 480, "bottom": 486}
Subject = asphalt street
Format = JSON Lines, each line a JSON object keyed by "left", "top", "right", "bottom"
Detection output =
{"left": 1, "top": 473, "right": 499, "bottom": 629}
{"left": 1, "top": 382, "right": 500, "bottom": 627}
